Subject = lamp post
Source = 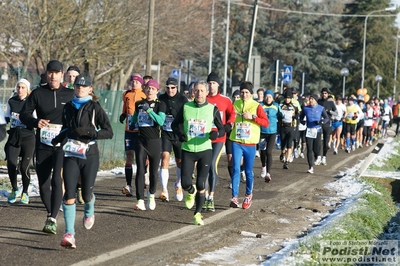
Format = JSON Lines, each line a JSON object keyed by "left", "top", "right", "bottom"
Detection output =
{"left": 375, "top": 74, "right": 382, "bottom": 99}
{"left": 361, "top": 7, "right": 396, "bottom": 89}
{"left": 341, "top": 68, "right": 349, "bottom": 98}
{"left": 394, "top": 29, "right": 400, "bottom": 99}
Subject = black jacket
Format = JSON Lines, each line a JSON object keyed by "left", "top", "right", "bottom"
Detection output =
{"left": 158, "top": 92, "right": 188, "bottom": 140}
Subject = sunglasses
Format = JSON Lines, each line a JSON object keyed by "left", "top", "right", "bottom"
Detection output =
{"left": 166, "top": 86, "right": 176, "bottom": 89}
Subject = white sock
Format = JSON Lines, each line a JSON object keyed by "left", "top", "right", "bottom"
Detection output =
{"left": 160, "top": 169, "right": 169, "bottom": 191}
{"left": 175, "top": 167, "right": 181, "bottom": 186}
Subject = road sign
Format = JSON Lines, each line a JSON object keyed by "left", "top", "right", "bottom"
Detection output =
{"left": 171, "top": 69, "right": 180, "bottom": 78}
{"left": 282, "top": 65, "right": 292, "bottom": 84}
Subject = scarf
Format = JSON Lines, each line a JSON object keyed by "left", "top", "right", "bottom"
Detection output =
{"left": 72, "top": 95, "right": 93, "bottom": 110}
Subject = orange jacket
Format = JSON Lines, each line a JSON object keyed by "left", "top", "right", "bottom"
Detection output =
{"left": 122, "top": 89, "right": 146, "bottom": 132}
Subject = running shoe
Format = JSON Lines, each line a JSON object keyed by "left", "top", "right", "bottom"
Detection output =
{"left": 122, "top": 185, "right": 133, "bottom": 197}
{"left": 144, "top": 172, "right": 150, "bottom": 189}
{"left": 8, "top": 187, "right": 22, "bottom": 203}
{"left": 242, "top": 194, "right": 253, "bottom": 209}
{"left": 60, "top": 233, "right": 76, "bottom": 249}
{"left": 265, "top": 173, "right": 271, "bottom": 183}
{"left": 333, "top": 148, "right": 338, "bottom": 155}
{"left": 202, "top": 198, "right": 209, "bottom": 211}
{"left": 346, "top": 147, "right": 351, "bottom": 153}
{"left": 288, "top": 153, "right": 294, "bottom": 163}
{"left": 240, "top": 171, "right": 246, "bottom": 182}
{"left": 279, "top": 154, "right": 285, "bottom": 163}
{"left": 43, "top": 217, "right": 57, "bottom": 234}
{"left": 207, "top": 199, "right": 215, "bottom": 212}
{"left": 321, "top": 156, "right": 327, "bottom": 166}
{"left": 134, "top": 199, "right": 146, "bottom": 211}
{"left": 365, "top": 142, "right": 369, "bottom": 147}
{"left": 352, "top": 145, "right": 355, "bottom": 151}
{"left": 307, "top": 167, "right": 314, "bottom": 174}
{"left": 294, "top": 149, "right": 299, "bottom": 158}
{"left": 300, "top": 152, "right": 305, "bottom": 158}
{"left": 255, "top": 150, "right": 260, "bottom": 157}
{"left": 194, "top": 213, "right": 204, "bottom": 225}
{"left": 147, "top": 191, "right": 156, "bottom": 210}
{"left": 175, "top": 183, "right": 183, "bottom": 202}
{"left": 20, "top": 193, "right": 29, "bottom": 204}
{"left": 228, "top": 183, "right": 232, "bottom": 189}
{"left": 314, "top": 156, "right": 322, "bottom": 166}
{"left": 260, "top": 167, "right": 267, "bottom": 178}
{"left": 83, "top": 215, "right": 95, "bottom": 230}
{"left": 230, "top": 196, "right": 240, "bottom": 208}
{"left": 159, "top": 190, "right": 169, "bottom": 202}
{"left": 185, "top": 186, "right": 197, "bottom": 209}
{"left": 283, "top": 162, "right": 289, "bottom": 169}
{"left": 77, "top": 187, "right": 84, "bottom": 204}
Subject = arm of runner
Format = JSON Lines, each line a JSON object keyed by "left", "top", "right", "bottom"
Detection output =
{"left": 212, "top": 106, "right": 225, "bottom": 138}
{"left": 254, "top": 104, "right": 269, "bottom": 128}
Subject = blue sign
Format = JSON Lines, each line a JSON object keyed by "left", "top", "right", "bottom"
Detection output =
{"left": 171, "top": 69, "right": 180, "bottom": 78}
{"left": 283, "top": 65, "right": 292, "bottom": 84}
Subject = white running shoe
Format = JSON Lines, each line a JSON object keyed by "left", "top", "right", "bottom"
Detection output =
{"left": 352, "top": 145, "right": 355, "bottom": 151}
{"left": 333, "top": 148, "right": 338, "bottom": 155}
{"left": 321, "top": 156, "right": 327, "bottom": 166}
{"left": 83, "top": 215, "right": 95, "bottom": 230}
{"left": 307, "top": 167, "right": 314, "bottom": 174}
{"left": 159, "top": 190, "right": 169, "bottom": 202}
{"left": 294, "top": 149, "right": 299, "bottom": 158}
{"left": 147, "top": 191, "right": 156, "bottom": 210}
{"left": 260, "top": 167, "right": 267, "bottom": 178}
{"left": 314, "top": 156, "right": 322, "bottom": 166}
{"left": 300, "top": 152, "right": 305, "bottom": 158}
{"left": 255, "top": 150, "right": 260, "bottom": 157}
{"left": 122, "top": 185, "right": 133, "bottom": 197}
{"left": 174, "top": 182, "right": 183, "bottom": 201}
{"left": 288, "top": 153, "right": 294, "bottom": 163}
{"left": 265, "top": 173, "right": 271, "bottom": 183}
{"left": 134, "top": 199, "right": 146, "bottom": 211}
{"left": 240, "top": 171, "right": 246, "bottom": 182}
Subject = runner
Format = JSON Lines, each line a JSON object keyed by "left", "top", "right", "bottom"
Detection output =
{"left": 129, "top": 80, "right": 166, "bottom": 211}
{"left": 344, "top": 97, "right": 363, "bottom": 153}
{"left": 120, "top": 75, "right": 146, "bottom": 197}
{"left": 381, "top": 99, "right": 393, "bottom": 139}
{"left": 300, "top": 94, "right": 329, "bottom": 174}
{"left": 171, "top": 80, "right": 224, "bottom": 225}
{"left": 5, "top": 79, "right": 35, "bottom": 204}
{"left": 229, "top": 81, "right": 269, "bottom": 209}
{"left": 204, "top": 72, "right": 235, "bottom": 211}
{"left": 259, "top": 90, "right": 282, "bottom": 182}
{"left": 331, "top": 96, "right": 347, "bottom": 155}
{"left": 51, "top": 72, "right": 113, "bottom": 249}
{"left": 20, "top": 60, "right": 75, "bottom": 234}
{"left": 158, "top": 77, "right": 187, "bottom": 202}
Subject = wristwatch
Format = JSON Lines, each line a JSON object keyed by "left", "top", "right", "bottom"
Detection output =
{"left": 252, "top": 114, "right": 257, "bottom": 120}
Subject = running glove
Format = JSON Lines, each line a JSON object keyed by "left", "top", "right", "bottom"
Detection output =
{"left": 142, "top": 102, "right": 150, "bottom": 111}
{"left": 179, "top": 134, "right": 187, "bottom": 142}
{"left": 224, "top": 123, "right": 232, "bottom": 133}
{"left": 119, "top": 113, "right": 126, "bottom": 123}
{"left": 209, "top": 131, "right": 218, "bottom": 140}
{"left": 70, "top": 127, "right": 97, "bottom": 139}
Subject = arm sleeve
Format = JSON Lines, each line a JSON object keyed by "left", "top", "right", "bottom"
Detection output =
{"left": 171, "top": 106, "right": 185, "bottom": 137}
{"left": 321, "top": 108, "right": 330, "bottom": 124}
{"left": 148, "top": 110, "right": 166, "bottom": 126}
{"left": 19, "top": 93, "right": 39, "bottom": 128}
{"left": 213, "top": 106, "right": 225, "bottom": 137}
{"left": 95, "top": 105, "right": 114, "bottom": 140}
{"left": 225, "top": 99, "right": 236, "bottom": 125}
{"left": 255, "top": 105, "right": 269, "bottom": 128}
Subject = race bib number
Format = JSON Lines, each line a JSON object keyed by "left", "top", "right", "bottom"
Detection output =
{"left": 259, "top": 138, "right": 266, "bottom": 150}
{"left": 162, "top": 115, "right": 174, "bottom": 132}
{"left": 63, "top": 139, "right": 89, "bottom": 159}
{"left": 235, "top": 122, "right": 251, "bottom": 139}
{"left": 10, "top": 112, "right": 26, "bottom": 129}
{"left": 138, "top": 110, "right": 154, "bottom": 127}
{"left": 40, "top": 123, "right": 62, "bottom": 146}
{"left": 188, "top": 118, "right": 206, "bottom": 138}
{"left": 282, "top": 110, "right": 293, "bottom": 124}
{"left": 306, "top": 128, "right": 317, "bottom": 139}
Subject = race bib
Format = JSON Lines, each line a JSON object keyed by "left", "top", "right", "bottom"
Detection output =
{"left": 188, "top": 118, "right": 206, "bottom": 138}
{"left": 62, "top": 139, "right": 89, "bottom": 159}
{"left": 282, "top": 110, "right": 294, "bottom": 124}
{"left": 138, "top": 110, "right": 154, "bottom": 127}
{"left": 235, "top": 122, "right": 251, "bottom": 139}
{"left": 128, "top": 114, "right": 138, "bottom": 130}
{"left": 40, "top": 123, "right": 62, "bottom": 146}
{"left": 162, "top": 115, "right": 174, "bottom": 132}
{"left": 306, "top": 128, "right": 317, "bottom": 139}
{"left": 10, "top": 112, "right": 26, "bottom": 129}
{"left": 259, "top": 138, "right": 266, "bottom": 150}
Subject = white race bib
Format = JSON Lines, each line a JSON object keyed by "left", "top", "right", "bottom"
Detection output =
{"left": 62, "top": 139, "right": 89, "bottom": 159}
{"left": 188, "top": 118, "right": 206, "bottom": 138}
{"left": 306, "top": 128, "right": 317, "bottom": 139}
{"left": 235, "top": 122, "right": 251, "bottom": 139}
{"left": 138, "top": 110, "right": 154, "bottom": 127}
{"left": 10, "top": 112, "right": 26, "bottom": 129}
{"left": 162, "top": 115, "right": 174, "bottom": 132}
{"left": 40, "top": 123, "right": 62, "bottom": 146}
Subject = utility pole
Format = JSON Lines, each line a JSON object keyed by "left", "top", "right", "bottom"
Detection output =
{"left": 208, "top": 0, "right": 215, "bottom": 74}
{"left": 244, "top": 0, "right": 258, "bottom": 81}
{"left": 145, "top": 0, "right": 155, "bottom": 76}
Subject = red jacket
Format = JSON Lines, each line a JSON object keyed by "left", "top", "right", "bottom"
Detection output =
{"left": 207, "top": 93, "right": 236, "bottom": 143}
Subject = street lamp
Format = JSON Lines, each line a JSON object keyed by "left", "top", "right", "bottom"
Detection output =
{"left": 340, "top": 68, "right": 349, "bottom": 98}
{"left": 361, "top": 6, "right": 396, "bottom": 89}
{"left": 375, "top": 74, "right": 382, "bottom": 98}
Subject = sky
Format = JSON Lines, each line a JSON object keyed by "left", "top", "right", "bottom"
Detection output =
{"left": 0, "top": 138, "right": 398, "bottom": 265}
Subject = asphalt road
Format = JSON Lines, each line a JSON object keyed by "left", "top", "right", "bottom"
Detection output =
{"left": 0, "top": 142, "right": 374, "bottom": 266}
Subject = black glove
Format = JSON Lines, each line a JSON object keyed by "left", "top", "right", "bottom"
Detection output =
{"left": 142, "top": 102, "right": 150, "bottom": 111}
{"left": 352, "top": 116, "right": 357, "bottom": 120}
{"left": 70, "top": 127, "right": 97, "bottom": 139}
{"left": 209, "top": 131, "right": 218, "bottom": 140}
{"left": 179, "top": 134, "right": 187, "bottom": 142}
{"left": 119, "top": 113, "right": 126, "bottom": 124}
{"left": 224, "top": 123, "right": 232, "bottom": 133}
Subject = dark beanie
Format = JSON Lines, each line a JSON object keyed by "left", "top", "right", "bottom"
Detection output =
{"left": 232, "top": 89, "right": 240, "bottom": 98}
{"left": 240, "top": 81, "right": 253, "bottom": 94}
{"left": 207, "top": 72, "right": 220, "bottom": 84}
{"left": 284, "top": 89, "right": 293, "bottom": 99}
{"left": 310, "top": 94, "right": 319, "bottom": 101}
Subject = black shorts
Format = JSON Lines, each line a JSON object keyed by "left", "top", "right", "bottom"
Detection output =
{"left": 161, "top": 137, "right": 182, "bottom": 159}
{"left": 280, "top": 126, "right": 295, "bottom": 149}
{"left": 357, "top": 120, "right": 364, "bottom": 129}
{"left": 346, "top": 123, "right": 356, "bottom": 135}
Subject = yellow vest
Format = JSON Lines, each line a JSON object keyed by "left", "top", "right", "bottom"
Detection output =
{"left": 229, "top": 99, "right": 260, "bottom": 144}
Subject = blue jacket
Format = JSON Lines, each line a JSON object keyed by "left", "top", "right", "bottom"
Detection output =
{"left": 300, "top": 104, "right": 329, "bottom": 132}
{"left": 260, "top": 102, "right": 280, "bottom": 134}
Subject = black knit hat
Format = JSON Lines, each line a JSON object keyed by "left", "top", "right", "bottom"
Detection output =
{"left": 67, "top": 65, "right": 80, "bottom": 74}
{"left": 240, "top": 81, "right": 253, "bottom": 94}
{"left": 284, "top": 89, "right": 293, "bottom": 99}
{"left": 310, "top": 94, "right": 319, "bottom": 101}
{"left": 207, "top": 72, "right": 220, "bottom": 84}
